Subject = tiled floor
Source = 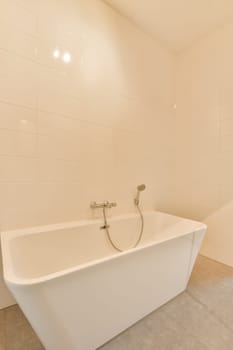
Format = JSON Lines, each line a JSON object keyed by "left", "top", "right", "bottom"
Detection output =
{"left": 0, "top": 255, "right": 233, "bottom": 350}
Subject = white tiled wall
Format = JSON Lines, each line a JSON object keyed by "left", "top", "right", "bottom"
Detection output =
{"left": 0, "top": 0, "right": 175, "bottom": 307}
{"left": 175, "top": 22, "right": 233, "bottom": 267}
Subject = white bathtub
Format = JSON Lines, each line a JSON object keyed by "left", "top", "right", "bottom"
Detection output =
{"left": 1, "top": 211, "right": 206, "bottom": 350}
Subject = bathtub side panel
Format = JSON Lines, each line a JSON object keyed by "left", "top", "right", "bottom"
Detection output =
{"left": 7, "top": 234, "right": 194, "bottom": 350}
{"left": 186, "top": 228, "right": 206, "bottom": 283}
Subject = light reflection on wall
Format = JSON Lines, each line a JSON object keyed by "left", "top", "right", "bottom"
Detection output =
{"left": 53, "top": 49, "right": 72, "bottom": 63}
{"left": 63, "top": 52, "right": 71, "bottom": 63}
{"left": 53, "top": 49, "right": 60, "bottom": 59}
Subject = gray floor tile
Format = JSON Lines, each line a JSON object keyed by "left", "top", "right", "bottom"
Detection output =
{"left": 162, "top": 292, "right": 233, "bottom": 350}
{"left": 0, "top": 309, "right": 5, "bottom": 350}
{"left": 101, "top": 307, "right": 210, "bottom": 350}
{"left": 4, "top": 305, "right": 44, "bottom": 350}
{"left": 188, "top": 256, "right": 233, "bottom": 331}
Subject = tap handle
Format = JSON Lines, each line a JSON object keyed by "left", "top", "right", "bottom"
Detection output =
{"left": 90, "top": 201, "right": 97, "bottom": 209}
{"left": 109, "top": 202, "right": 117, "bottom": 208}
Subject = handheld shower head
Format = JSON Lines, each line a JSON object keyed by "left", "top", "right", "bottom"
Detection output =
{"left": 137, "top": 184, "right": 146, "bottom": 191}
{"left": 135, "top": 184, "right": 146, "bottom": 206}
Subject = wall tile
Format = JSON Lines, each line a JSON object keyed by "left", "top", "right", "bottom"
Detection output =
{"left": 0, "top": 0, "right": 175, "bottom": 308}
{"left": 0, "top": 130, "right": 36, "bottom": 157}
{"left": 0, "top": 156, "right": 38, "bottom": 183}
{"left": 0, "top": 183, "right": 39, "bottom": 229}
{"left": 0, "top": 0, "right": 37, "bottom": 35}
{"left": 0, "top": 51, "right": 37, "bottom": 108}
{"left": 175, "top": 21, "right": 233, "bottom": 267}
{"left": 221, "top": 135, "right": 233, "bottom": 152}
{"left": 221, "top": 119, "right": 233, "bottom": 135}
{"left": 0, "top": 102, "right": 37, "bottom": 132}
{"left": 0, "top": 23, "right": 37, "bottom": 61}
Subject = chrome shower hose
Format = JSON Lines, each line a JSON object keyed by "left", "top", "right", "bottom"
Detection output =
{"left": 103, "top": 205, "right": 144, "bottom": 252}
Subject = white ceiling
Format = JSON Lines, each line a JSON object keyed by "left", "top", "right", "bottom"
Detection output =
{"left": 104, "top": 0, "right": 233, "bottom": 51}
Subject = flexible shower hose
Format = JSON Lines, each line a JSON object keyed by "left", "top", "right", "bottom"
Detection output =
{"left": 103, "top": 205, "right": 144, "bottom": 252}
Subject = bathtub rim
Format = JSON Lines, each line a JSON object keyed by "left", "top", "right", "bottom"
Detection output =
{"left": 1, "top": 210, "right": 207, "bottom": 287}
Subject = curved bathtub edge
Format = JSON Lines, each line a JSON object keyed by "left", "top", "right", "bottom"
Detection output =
{"left": 2, "top": 223, "right": 207, "bottom": 288}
